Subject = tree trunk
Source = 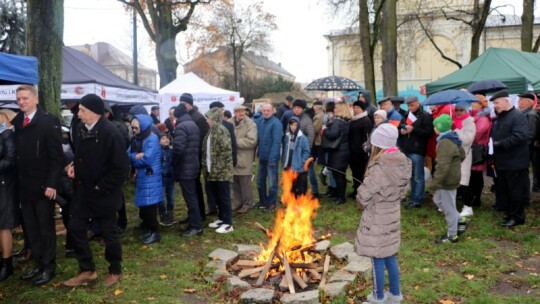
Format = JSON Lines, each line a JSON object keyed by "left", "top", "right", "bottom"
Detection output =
{"left": 232, "top": 46, "right": 239, "bottom": 91}
{"left": 469, "top": 0, "right": 491, "bottom": 62}
{"left": 359, "top": 0, "right": 376, "bottom": 103}
{"left": 522, "top": 0, "right": 535, "bottom": 52}
{"left": 381, "top": 0, "right": 397, "bottom": 96}
{"left": 25, "top": 0, "right": 63, "bottom": 117}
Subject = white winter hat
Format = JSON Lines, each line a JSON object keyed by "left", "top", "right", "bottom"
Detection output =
{"left": 370, "top": 123, "right": 398, "bottom": 149}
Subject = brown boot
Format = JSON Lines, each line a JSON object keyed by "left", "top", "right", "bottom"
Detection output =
{"left": 103, "top": 273, "right": 121, "bottom": 287}
{"left": 63, "top": 271, "right": 97, "bottom": 287}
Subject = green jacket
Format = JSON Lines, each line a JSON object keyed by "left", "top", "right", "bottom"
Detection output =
{"left": 431, "top": 136, "right": 465, "bottom": 190}
{"left": 202, "top": 108, "right": 233, "bottom": 182}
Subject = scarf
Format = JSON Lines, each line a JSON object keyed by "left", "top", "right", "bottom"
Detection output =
{"left": 452, "top": 112, "right": 470, "bottom": 130}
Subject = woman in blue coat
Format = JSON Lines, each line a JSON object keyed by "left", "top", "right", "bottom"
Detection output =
{"left": 129, "top": 114, "right": 163, "bottom": 244}
{"left": 282, "top": 117, "right": 311, "bottom": 196}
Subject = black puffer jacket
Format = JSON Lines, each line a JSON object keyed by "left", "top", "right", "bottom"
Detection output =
{"left": 349, "top": 113, "right": 372, "bottom": 155}
{"left": 324, "top": 117, "right": 350, "bottom": 171}
{"left": 400, "top": 108, "right": 433, "bottom": 156}
{"left": 172, "top": 113, "right": 201, "bottom": 180}
{"left": 492, "top": 107, "right": 529, "bottom": 171}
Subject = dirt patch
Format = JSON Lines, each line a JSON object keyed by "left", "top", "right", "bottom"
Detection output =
{"left": 178, "top": 293, "right": 210, "bottom": 304}
{"left": 493, "top": 278, "right": 538, "bottom": 297}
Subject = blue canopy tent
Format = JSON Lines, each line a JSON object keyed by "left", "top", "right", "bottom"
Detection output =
{"left": 0, "top": 52, "right": 38, "bottom": 85}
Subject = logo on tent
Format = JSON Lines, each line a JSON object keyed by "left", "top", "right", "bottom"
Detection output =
{"left": 229, "top": 96, "right": 234, "bottom": 101}
{"left": 101, "top": 86, "right": 106, "bottom": 98}
{"left": 74, "top": 86, "right": 84, "bottom": 95}
{"left": 171, "top": 96, "right": 177, "bottom": 102}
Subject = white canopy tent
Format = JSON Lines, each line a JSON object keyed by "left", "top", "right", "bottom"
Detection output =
{"left": 159, "top": 72, "right": 241, "bottom": 121}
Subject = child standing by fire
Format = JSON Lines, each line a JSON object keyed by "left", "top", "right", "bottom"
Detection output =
{"left": 282, "top": 117, "right": 311, "bottom": 196}
{"left": 354, "top": 123, "right": 411, "bottom": 304}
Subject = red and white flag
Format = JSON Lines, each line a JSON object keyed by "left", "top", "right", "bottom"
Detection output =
{"left": 406, "top": 112, "right": 417, "bottom": 125}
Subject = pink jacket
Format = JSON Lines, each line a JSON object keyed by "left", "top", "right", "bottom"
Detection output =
{"left": 471, "top": 108, "right": 492, "bottom": 171}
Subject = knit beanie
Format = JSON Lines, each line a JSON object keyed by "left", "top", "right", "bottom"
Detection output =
{"left": 374, "top": 110, "right": 387, "bottom": 120}
{"left": 292, "top": 99, "right": 306, "bottom": 109}
{"left": 370, "top": 123, "right": 398, "bottom": 149}
{"left": 80, "top": 94, "right": 104, "bottom": 115}
{"left": 180, "top": 93, "right": 194, "bottom": 105}
{"left": 353, "top": 100, "right": 367, "bottom": 111}
{"left": 434, "top": 114, "right": 452, "bottom": 133}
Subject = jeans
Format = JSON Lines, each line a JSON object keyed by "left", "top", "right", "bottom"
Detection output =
{"left": 257, "top": 160, "right": 279, "bottom": 207}
{"left": 179, "top": 179, "right": 202, "bottom": 230}
{"left": 307, "top": 163, "right": 319, "bottom": 194}
{"left": 206, "top": 181, "right": 232, "bottom": 225}
{"left": 329, "top": 170, "right": 337, "bottom": 188}
{"left": 406, "top": 153, "right": 425, "bottom": 205}
{"left": 372, "top": 255, "right": 400, "bottom": 300}
{"left": 159, "top": 176, "right": 175, "bottom": 214}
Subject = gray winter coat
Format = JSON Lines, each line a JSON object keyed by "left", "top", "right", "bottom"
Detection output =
{"left": 354, "top": 151, "right": 411, "bottom": 258}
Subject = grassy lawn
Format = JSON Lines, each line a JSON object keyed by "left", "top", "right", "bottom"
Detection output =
{"left": 1, "top": 168, "right": 539, "bottom": 303}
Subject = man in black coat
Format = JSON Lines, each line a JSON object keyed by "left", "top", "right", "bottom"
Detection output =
{"left": 13, "top": 85, "right": 63, "bottom": 286}
{"left": 348, "top": 100, "right": 372, "bottom": 198}
{"left": 400, "top": 95, "right": 433, "bottom": 208}
{"left": 172, "top": 104, "right": 202, "bottom": 237}
{"left": 491, "top": 90, "right": 530, "bottom": 228}
{"left": 180, "top": 93, "right": 209, "bottom": 219}
{"left": 276, "top": 95, "right": 293, "bottom": 120}
{"left": 63, "top": 94, "right": 130, "bottom": 288}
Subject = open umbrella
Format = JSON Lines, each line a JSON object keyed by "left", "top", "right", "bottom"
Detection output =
{"left": 424, "top": 89, "right": 479, "bottom": 106}
{"left": 467, "top": 79, "right": 508, "bottom": 95}
{"left": 304, "top": 76, "right": 362, "bottom": 91}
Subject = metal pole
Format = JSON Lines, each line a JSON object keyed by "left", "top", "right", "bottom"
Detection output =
{"left": 132, "top": 6, "right": 139, "bottom": 85}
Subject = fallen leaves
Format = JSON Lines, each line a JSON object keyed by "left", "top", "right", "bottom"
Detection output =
{"left": 465, "top": 274, "right": 475, "bottom": 280}
{"left": 183, "top": 288, "right": 197, "bottom": 294}
{"left": 439, "top": 300, "right": 456, "bottom": 304}
{"left": 159, "top": 274, "right": 168, "bottom": 279}
{"left": 114, "top": 289, "right": 123, "bottom": 296}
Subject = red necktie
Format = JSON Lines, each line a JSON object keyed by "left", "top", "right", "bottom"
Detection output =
{"left": 23, "top": 116, "right": 30, "bottom": 127}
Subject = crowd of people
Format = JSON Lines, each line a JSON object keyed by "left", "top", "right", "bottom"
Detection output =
{"left": 0, "top": 84, "right": 534, "bottom": 300}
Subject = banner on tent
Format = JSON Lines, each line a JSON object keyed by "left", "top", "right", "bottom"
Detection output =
{"left": 0, "top": 83, "right": 157, "bottom": 105}
{"left": 159, "top": 93, "right": 242, "bottom": 121}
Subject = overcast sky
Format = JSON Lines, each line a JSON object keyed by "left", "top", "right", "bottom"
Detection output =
{"left": 64, "top": 0, "right": 530, "bottom": 84}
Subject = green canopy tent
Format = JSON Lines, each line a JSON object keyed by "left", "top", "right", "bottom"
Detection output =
{"left": 426, "top": 48, "right": 540, "bottom": 95}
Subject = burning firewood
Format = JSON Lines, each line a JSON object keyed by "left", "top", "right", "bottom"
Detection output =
{"left": 308, "top": 269, "right": 321, "bottom": 280}
{"left": 253, "top": 222, "right": 272, "bottom": 238}
{"left": 238, "top": 266, "right": 265, "bottom": 279}
{"left": 318, "top": 254, "right": 331, "bottom": 288}
{"left": 255, "top": 245, "right": 277, "bottom": 287}
{"left": 236, "top": 260, "right": 266, "bottom": 268}
{"left": 291, "top": 271, "right": 308, "bottom": 289}
{"left": 290, "top": 233, "right": 332, "bottom": 252}
{"left": 282, "top": 252, "right": 296, "bottom": 294}
{"left": 289, "top": 263, "right": 318, "bottom": 269}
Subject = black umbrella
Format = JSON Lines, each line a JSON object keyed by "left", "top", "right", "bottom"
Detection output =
{"left": 467, "top": 79, "right": 508, "bottom": 95}
{"left": 304, "top": 76, "right": 362, "bottom": 91}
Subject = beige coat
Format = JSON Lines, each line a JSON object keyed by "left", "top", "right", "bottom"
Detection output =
{"left": 354, "top": 151, "right": 411, "bottom": 258}
{"left": 230, "top": 116, "right": 258, "bottom": 176}
{"left": 455, "top": 116, "right": 476, "bottom": 186}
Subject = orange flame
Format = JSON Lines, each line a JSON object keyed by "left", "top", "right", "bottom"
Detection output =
{"left": 256, "top": 169, "right": 320, "bottom": 264}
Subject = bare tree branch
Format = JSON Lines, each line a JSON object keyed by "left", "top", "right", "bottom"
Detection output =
{"left": 415, "top": 13, "right": 462, "bottom": 69}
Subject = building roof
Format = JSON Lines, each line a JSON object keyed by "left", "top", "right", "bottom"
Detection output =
{"left": 241, "top": 51, "right": 295, "bottom": 78}
{"left": 70, "top": 42, "right": 155, "bottom": 73}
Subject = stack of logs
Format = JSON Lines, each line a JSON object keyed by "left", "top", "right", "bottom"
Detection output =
{"left": 228, "top": 222, "right": 333, "bottom": 294}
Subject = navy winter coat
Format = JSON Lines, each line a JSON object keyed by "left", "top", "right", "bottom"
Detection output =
{"left": 129, "top": 114, "right": 163, "bottom": 207}
{"left": 256, "top": 115, "right": 283, "bottom": 164}
{"left": 172, "top": 112, "right": 200, "bottom": 180}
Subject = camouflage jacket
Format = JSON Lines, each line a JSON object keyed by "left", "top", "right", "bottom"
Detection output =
{"left": 202, "top": 122, "right": 233, "bottom": 182}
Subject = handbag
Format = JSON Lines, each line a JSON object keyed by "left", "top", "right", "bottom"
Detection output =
{"left": 321, "top": 132, "right": 342, "bottom": 150}
{"left": 471, "top": 144, "right": 486, "bottom": 165}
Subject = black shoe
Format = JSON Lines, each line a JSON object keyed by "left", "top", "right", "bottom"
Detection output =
{"left": 333, "top": 197, "right": 345, "bottom": 205}
{"left": 159, "top": 212, "right": 176, "bottom": 227}
{"left": 0, "top": 258, "right": 13, "bottom": 282}
{"left": 311, "top": 193, "right": 321, "bottom": 199}
{"left": 33, "top": 271, "right": 55, "bottom": 286}
{"left": 21, "top": 267, "right": 42, "bottom": 281}
{"left": 65, "top": 249, "right": 76, "bottom": 259}
{"left": 142, "top": 232, "right": 161, "bottom": 244}
{"left": 405, "top": 202, "right": 421, "bottom": 209}
{"left": 502, "top": 214, "right": 511, "bottom": 221}
{"left": 139, "top": 230, "right": 152, "bottom": 240}
{"left": 205, "top": 209, "right": 218, "bottom": 216}
{"left": 323, "top": 187, "right": 336, "bottom": 197}
{"left": 182, "top": 229, "right": 203, "bottom": 237}
{"left": 435, "top": 235, "right": 459, "bottom": 244}
{"left": 500, "top": 219, "right": 524, "bottom": 228}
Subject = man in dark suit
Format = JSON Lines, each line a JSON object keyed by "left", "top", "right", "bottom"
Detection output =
{"left": 13, "top": 85, "right": 63, "bottom": 286}
{"left": 63, "top": 94, "right": 130, "bottom": 287}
